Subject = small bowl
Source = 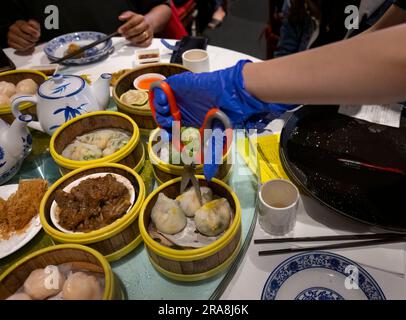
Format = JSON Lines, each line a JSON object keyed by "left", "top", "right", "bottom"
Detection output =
{"left": 133, "top": 73, "right": 166, "bottom": 92}
{"left": 50, "top": 172, "right": 136, "bottom": 234}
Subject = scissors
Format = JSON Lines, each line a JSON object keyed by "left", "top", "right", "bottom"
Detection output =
{"left": 149, "top": 81, "right": 233, "bottom": 203}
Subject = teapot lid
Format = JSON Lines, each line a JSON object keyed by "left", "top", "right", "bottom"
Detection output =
{"left": 38, "top": 74, "right": 85, "bottom": 99}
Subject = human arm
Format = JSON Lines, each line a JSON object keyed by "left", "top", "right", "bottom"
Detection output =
{"left": 144, "top": 3, "right": 172, "bottom": 34}
{"left": 152, "top": 24, "right": 406, "bottom": 130}
{"left": 244, "top": 24, "right": 406, "bottom": 105}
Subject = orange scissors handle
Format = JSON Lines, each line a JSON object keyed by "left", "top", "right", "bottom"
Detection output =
{"left": 149, "top": 81, "right": 181, "bottom": 124}
{"left": 200, "top": 108, "right": 233, "bottom": 158}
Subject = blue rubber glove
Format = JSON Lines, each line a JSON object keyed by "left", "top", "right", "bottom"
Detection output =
{"left": 204, "top": 120, "right": 226, "bottom": 181}
{"left": 152, "top": 59, "right": 296, "bottom": 130}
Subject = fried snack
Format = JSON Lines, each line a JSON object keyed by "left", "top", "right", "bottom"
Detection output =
{"left": 0, "top": 179, "right": 48, "bottom": 239}
{"left": 66, "top": 43, "right": 84, "bottom": 58}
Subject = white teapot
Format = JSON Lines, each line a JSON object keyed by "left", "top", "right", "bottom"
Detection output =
{"left": 11, "top": 73, "right": 111, "bottom": 135}
{"left": 0, "top": 115, "right": 32, "bottom": 185}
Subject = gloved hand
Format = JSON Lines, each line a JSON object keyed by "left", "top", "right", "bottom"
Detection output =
{"left": 151, "top": 59, "right": 296, "bottom": 130}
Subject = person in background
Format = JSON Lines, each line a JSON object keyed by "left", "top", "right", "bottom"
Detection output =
{"left": 0, "top": 0, "right": 172, "bottom": 52}
{"left": 274, "top": 0, "right": 392, "bottom": 58}
{"left": 208, "top": 0, "right": 227, "bottom": 29}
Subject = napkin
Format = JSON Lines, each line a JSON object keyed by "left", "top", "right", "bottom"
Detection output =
{"left": 236, "top": 134, "right": 289, "bottom": 183}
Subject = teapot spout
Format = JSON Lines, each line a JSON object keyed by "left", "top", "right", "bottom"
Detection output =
{"left": 5, "top": 114, "right": 32, "bottom": 158}
{"left": 91, "top": 73, "right": 112, "bottom": 109}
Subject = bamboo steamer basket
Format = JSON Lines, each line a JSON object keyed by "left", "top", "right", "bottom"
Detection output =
{"left": 0, "top": 70, "right": 47, "bottom": 124}
{"left": 112, "top": 64, "right": 191, "bottom": 136}
{"left": 50, "top": 111, "right": 144, "bottom": 174}
{"left": 139, "top": 176, "right": 242, "bottom": 282}
{"left": 0, "top": 244, "right": 123, "bottom": 300}
{"left": 148, "top": 128, "right": 233, "bottom": 184}
{"left": 40, "top": 163, "right": 146, "bottom": 262}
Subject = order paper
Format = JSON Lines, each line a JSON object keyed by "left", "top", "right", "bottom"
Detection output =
{"left": 338, "top": 104, "right": 403, "bottom": 128}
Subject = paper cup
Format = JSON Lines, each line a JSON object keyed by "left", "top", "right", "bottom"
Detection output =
{"left": 182, "top": 49, "right": 210, "bottom": 73}
{"left": 258, "top": 179, "right": 300, "bottom": 236}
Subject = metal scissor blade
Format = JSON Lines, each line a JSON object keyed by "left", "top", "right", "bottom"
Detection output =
{"left": 181, "top": 164, "right": 203, "bottom": 205}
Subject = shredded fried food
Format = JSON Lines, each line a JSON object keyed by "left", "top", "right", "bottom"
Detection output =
{"left": 0, "top": 179, "right": 48, "bottom": 239}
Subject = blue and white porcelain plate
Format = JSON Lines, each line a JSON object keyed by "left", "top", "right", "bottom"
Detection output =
{"left": 261, "top": 251, "right": 385, "bottom": 300}
{"left": 44, "top": 31, "right": 113, "bottom": 65}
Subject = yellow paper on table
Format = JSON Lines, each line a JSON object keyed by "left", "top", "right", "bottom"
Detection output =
{"left": 237, "top": 134, "right": 289, "bottom": 183}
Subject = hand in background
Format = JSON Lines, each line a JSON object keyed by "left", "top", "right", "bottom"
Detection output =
{"left": 118, "top": 11, "right": 153, "bottom": 48}
{"left": 7, "top": 19, "right": 41, "bottom": 52}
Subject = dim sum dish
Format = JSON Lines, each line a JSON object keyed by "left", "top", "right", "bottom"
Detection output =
{"left": 50, "top": 111, "right": 145, "bottom": 175}
{"left": 113, "top": 63, "right": 191, "bottom": 134}
{"left": 139, "top": 176, "right": 241, "bottom": 281}
{"left": 148, "top": 127, "right": 233, "bottom": 184}
{"left": 50, "top": 173, "right": 135, "bottom": 234}
{"left": 61, "top": 129, "right": 131, "bottom": 161}
{"left": 40, "top": 164, "right": 146, "bottom": 262}
{"left": 0, "top": 180, "right": 47, "bottom": 259}
{"left": 0, "top": 244, "right": 121, "bottom": 300}
{"left": 0, "top": 70, "right": 47, "bottom": 124}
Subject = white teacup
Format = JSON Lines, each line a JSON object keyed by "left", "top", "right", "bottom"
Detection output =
{"left": 258, "top": 179, "right": 300, "bottom": 236}
{"left": 182, "top": 49, "right": 210, "bottom": 73}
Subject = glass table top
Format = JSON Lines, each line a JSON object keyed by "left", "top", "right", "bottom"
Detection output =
{"left": 0, "top": 113, "right": 259, "bottom": 300}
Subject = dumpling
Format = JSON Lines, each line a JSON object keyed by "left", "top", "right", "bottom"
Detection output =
{"left": 194, "top": 198, "right": 232, "bottom": 237}
{"left": 120, "top": 90, "right": 148, "bottom": 106}
{"left": 102, "top": 136, "right": 130, "bottom": 157}
{"left": 77, "top": 130, "right": 113, "bottom": 150}
{"left": 62, "top": 272, "right": 102, "bottom": 300}
{"left": 23, "top": 267, "right": 65, "bottom": 300}
{"left": 7, "top": 293, "right": 32, "bottom": 300}
{"left": 176, "top": 187, "right": 213, "bottom": 217}
{"left": 0, "top": 81, "right": 16, "bottom": 97}
{"left": 62, "top": 141, "right": 103, "bottom": 161}
{"left": 16, "top": 79, "right": 38, "bottom": 95}
{"left": 0, "top": 94, "right": 10, "bottom": 105}
{"left": 151, "top": 193, "right": 187, "bottom": 235}
{"left": 77, "top": 130, "right": 130, "bottom": 151}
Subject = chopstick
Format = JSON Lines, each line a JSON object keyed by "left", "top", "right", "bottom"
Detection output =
{"left": 254, "top": 233, "right": 403, "bottom": 244}
{"left": 258, "top": 237, "right": 406, "bottom": 256}
{"left": 256, "top": 143, "right": 282, "bottom": 179}
{"left": 53, "top": 31, "right": 119, "bottom": 64}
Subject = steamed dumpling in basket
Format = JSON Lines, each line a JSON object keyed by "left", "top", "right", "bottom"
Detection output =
{"left": 151, "top": 193, "right": 187, "bottom": 235}
{"left": 176, "top": 187, "right": 213, "bottom": 217}
{"left": 194, "top": 198, "right": 232, "bottom": 237}
{"left": 61, "top": 140, "right": 103, "bottom": 161}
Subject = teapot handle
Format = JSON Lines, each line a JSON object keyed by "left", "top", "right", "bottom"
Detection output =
{"left": 11, "top": 95, "right": 44, "bottom": 132}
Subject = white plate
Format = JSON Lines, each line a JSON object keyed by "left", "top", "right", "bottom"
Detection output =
{"left": 0, "top": 184, "right": 42, "bottom": 259}
{"left": 50, "top": 173, "right": 135, "bottom": 234}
